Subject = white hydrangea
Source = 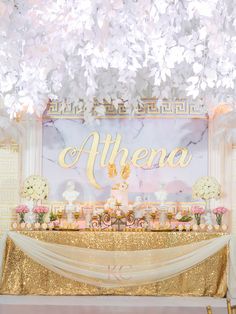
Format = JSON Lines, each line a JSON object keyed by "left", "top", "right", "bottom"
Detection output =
{"left": 192, "top": 176, "right": 221, "bottom": 201}
{"left": 22, "top": 175, "right": 49, "bottom": 201}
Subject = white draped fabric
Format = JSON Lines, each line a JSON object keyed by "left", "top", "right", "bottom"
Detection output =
{"left": 0, "top": 232, "right": 233, "bottom": 292}
{"left": 229, "top": 235, "right": 236, "bottom": 297}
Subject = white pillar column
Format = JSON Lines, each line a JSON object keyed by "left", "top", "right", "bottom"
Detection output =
{"left": 208, "top": 119, "right": 222, "bottom": 209}
{"left": 231, "top": 147, "right": 236, "bottom": 235}
{"left": 209, "top": 116, "right": 233, "bottom": 230}
{"left": 21, "top": 118, "right": 42, "bottom": 185}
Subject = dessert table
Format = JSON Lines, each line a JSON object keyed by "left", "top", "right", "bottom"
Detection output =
{"left": 0, "top": 231, "right": 228, "bottom": 296}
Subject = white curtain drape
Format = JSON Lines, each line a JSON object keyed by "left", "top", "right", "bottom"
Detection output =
{"left": 0, "top": 232, "right": 232, "bottom": 291}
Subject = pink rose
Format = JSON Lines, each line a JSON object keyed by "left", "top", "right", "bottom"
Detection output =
{"left": 191, "top": 205, "right": 205, "bottom": 215}
{"left": 213, "top": 207, "right": 228, "bottom": 215}
{"left": 33, "top": 206, "right": 49, "bottom": 214}
{"left": 15, "top": 205, "right": 29, "bottom": 214}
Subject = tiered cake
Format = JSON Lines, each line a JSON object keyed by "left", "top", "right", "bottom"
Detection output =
{"left": 110, "top": 182, "right": 129, "bottom": 206}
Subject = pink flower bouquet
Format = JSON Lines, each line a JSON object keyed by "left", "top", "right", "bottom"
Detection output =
{"left": 192, "top": 205, "right": 205, "bottom": 226}
{"left": 213, "top": 207, "right": 228, "bottom": 226}
{"left": 15, "top": 205, "right": 29, "bottom": 223}
{"left": 33, "top": 206, "right": 49, "bottom": 224}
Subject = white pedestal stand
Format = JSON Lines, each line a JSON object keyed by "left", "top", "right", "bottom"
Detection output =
{"left": 66, "top": 204, "right": 74, "bottom": 223}
{"left": 159, "top": 203, "right": 167, "bottom": 225}
{"left": 85, "top": 213, "right": 91, "bottom": 228}
{"left": 204, "top": 200, "right": 213, "bottom": 225}
{"left": 26, "top": 199, "right": 35, "bottom": 224}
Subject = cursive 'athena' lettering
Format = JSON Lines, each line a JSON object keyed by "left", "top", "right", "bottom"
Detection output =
{"left": 58, "top": 131, "right": 192, "bottom": 189}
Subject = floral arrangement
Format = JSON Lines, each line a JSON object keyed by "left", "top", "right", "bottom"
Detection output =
{"left": 192, "top": 176, "right": 221, "bottom": 201}
{"left": 15, "top": 205, "right": 29, "bottom": 223}
{"left": 22, "top": 175, "right": 49, "bottom": 201}
{"left": 175, "top": 212, "right": 192, "bottom": 222}
{"left": 49, "top": 211, "right": 57, "bottom": 222}
{"left": 33, "top": 206, "right": 49, "bottom": 224}
{"left": 112, "top": 182, "right": 129, "bottom": 191}
{"left": 192, "top": 205, "right": 205, "bottom": 226}
{"left": 213, "top": 207, "right": 228, "bottom": 226}
{"left": 119, "top": 182, "right": 129, "bottom": 191}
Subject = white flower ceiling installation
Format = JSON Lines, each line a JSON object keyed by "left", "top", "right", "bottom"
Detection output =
{"left": 0, "top": 0, "right": 236, "bottom": 119}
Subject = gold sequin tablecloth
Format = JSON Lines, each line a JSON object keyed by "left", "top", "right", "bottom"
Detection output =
{"left": 0, "top": 231, "right": 228, "bottom": 296}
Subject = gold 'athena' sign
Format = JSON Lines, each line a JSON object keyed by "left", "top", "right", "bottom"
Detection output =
{"left": 58, "top": 132, "right": 192, "bottom": 189}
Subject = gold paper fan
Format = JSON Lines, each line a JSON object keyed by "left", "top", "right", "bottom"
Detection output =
{"left": 108, "top": 163, "right": 117, "bottom": 178}
{"left": 121, "top": 163, "right": 130, "bottom": 180}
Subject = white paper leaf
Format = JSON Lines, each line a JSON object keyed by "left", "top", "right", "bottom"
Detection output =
{"left": 193, "top": 62, "right": 203, "bottom": 74}
{"left": 187, "top": 76, "right": 199, "bottom": 84}
{"left": 0, "top": 0, "right": 234, "bottom": 119}
{"left": 201, "top": 81, "right": 207, "bottom": 91}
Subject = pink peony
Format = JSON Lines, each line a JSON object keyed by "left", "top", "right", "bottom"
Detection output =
{"left": 33, "top": 206, "right": 49, "bottom": 214}
{"left": 15, "top": 205, "right": 29, "bottom": 214}
{"left": 213, "top": 207, "right": 228, "bottom": 214}
{"left": 191, "top": 205, "right": 205, "bottom": 215}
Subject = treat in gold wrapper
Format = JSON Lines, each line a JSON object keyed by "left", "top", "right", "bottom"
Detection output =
{"left": 20, "top": 223, "right": 26, "bottom": 229}
{"left": 26, "top": 223, "right": 32, "bottom": 230}
{"left": 221, "top": 224, "right": 227, "bottom": 231}
{"left": 34, "top": 222, "right": 40, "bottom": 229}
{"left": 12, "top": 222, "right": 18, "bottom": 230}
{"left": 192, "top": 224, "right": 198, "bottom": 231}
{"left": 41, "top": 223, "right": 48, "bottom": 230}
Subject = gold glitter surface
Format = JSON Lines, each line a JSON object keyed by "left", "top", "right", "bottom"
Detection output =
{"left": 0, "top": 231, "right": 228, "bottom": 296}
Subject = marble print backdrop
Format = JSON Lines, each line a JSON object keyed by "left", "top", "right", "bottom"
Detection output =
{"left": 42, "top": 118, "right": 208, "bottom": 202}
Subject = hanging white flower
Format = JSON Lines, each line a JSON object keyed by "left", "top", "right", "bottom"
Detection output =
{"left": 0, "top": 0, "right": 235, "bottom": 119}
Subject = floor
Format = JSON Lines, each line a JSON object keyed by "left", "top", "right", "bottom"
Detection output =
{"left": 0, "top": 296, "right": 232, "bottom": 314}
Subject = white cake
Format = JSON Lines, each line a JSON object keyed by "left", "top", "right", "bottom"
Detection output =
{"left": 111, "top": 182, "right": 129, "bottom": 206}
